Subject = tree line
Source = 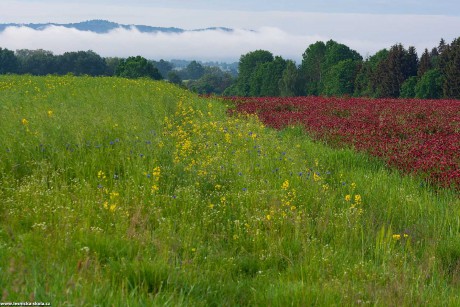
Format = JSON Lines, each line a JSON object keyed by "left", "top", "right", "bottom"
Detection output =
{"left": 1, "top": 36, "right": 459, "bottom": 99}
{"left": 226, "top": 37, "right": 460, "bottom": 99}
{"left": 0, "top": 48, "right": 234, "bottom": 94}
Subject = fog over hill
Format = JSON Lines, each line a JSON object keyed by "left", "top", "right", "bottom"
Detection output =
{"left": 0, "top": 20, "right": 304, "bottom": 62}
{"left": 0, "top": 20, "right": 235, "bottom": 34}
{"left": 0, "top": 16, "right": 459, "bottom": 63}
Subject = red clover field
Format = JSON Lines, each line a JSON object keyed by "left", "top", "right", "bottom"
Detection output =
{"left": 231, "top": 96, "right": 460, "bottom": 190}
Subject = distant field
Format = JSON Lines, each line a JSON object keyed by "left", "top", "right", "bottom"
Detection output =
{"left": 232, "top": 96, "right": 460, "bottom": 190}
{"left": 1, "top": 75, "right": 460, "bottom": 305}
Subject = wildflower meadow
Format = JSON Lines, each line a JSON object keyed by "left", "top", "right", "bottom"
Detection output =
{"left": 1, "top": 75, "right": 460, "bottom": 305}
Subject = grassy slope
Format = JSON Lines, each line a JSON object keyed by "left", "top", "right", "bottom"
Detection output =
{"left": 0, "top": 75, "right": 459, "bottom": 306}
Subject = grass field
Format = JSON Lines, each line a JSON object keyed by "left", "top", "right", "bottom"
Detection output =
{"left": 1, "top": 75, "right": 460, "bottom": 305}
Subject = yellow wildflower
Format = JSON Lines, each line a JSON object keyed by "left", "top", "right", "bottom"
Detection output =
{"left": 266, "top": 214, "right": 271, "bottom": 220}
{"left": 47, "top": 110, "right": 53, "bottom": 117}
{"left": 109, "top": 204, "right": 116, "bottom": 212}
{"left": 21, "top": 118, "right": 29, "bottom": 125}
{"left": 345, "top": 194, "right": 351, "bottom": 202}
{"left": 281, "top": 180, "right": 289, "bottom": 190}
{"left": 109, "top": 191, "right": 119, "bottom": 200}
{"left": 313, "top": 173, "right": 321, "bottom": 182}
{"left": 152, "top": 166, "right": 161, "bottom": 178}
{"left": 97, "top": 170, "right": 106, "bottom": 180}
{"left": 354, "top": 194, "right": 362, "bottom": 205}
{"left": 392, "top": 234, "right": 401, "bottom": 240}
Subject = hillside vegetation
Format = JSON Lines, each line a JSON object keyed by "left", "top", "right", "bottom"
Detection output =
{"left": 1, "top": 75, "right": 459, "bottom": 305}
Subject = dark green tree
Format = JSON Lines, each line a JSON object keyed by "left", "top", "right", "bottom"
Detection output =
{"left": 152, "top": 59, "right": 173, "bottom": 79}
{"left": 404, "top": 46, "right": 419, "bottom": 79}
{"left": 248, "top": 63, "right": 265, "bottom": 96}
{"left": 301, "top": 41, "right": 326, "bottom": 95}
{"left": 184, "top": 60, "right": 205, "bottom": 80}
{"left": 187, "top": 67, "right": 233, "bottom": 95}
{"left": 301, "top": 40, "right": 362, "bottom": 96}
{"left": 279, "top": 60, "right": 304, "bottom": 97}
{"left": 167, "top": 71, "right": 183, "bottom": 86}
{"left": 418, "top": 48, "right": 432, "bottom": 77}
{"left": 0, "top": 47, "right": 18, "bottom": 74}
{"left": 438, "top": 38, "right": 448, "bottom": 55}
{"left": 319, "top": 40, "right": 362, "bottom": 95}
{"left": 322, "top": 59, "right": 360, "bottom": 96}
{"left": 104, "top": 57, "right": 122, "bottom": 76}
{"left": 354, "top": 49, "right": 388, "bottom": 97}
{"left": 321, "top": 41, "right": 362, "bottom": 72}
{"left": 247, "top": 56, "right": 287, "bottom": 96}
{"left": 15, "top": 49, "right": 56, "bottom": 75}
{"left": 58, "top": 50, "right": 108, "bottom": 76}
{"left": 376, "top": 44, "right": 416, "bottom": 97}
{"left": 115, "top": 56, "right": 162, "bottom": 80}
{"left": 441, "top": 37, "right": 460, "bottom": 98}
{"left": 235, "top": 50, "right": 274, "bottom": 96}
{"left": 400, "top": 76, "right": 418, "bottom": 98}
{"left": 415, "top": 69, "right": 444, "bottom": 99}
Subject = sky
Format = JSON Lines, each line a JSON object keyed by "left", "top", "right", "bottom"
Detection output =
{"left": 1, "top": 0, "right": 459, "bottom": 62}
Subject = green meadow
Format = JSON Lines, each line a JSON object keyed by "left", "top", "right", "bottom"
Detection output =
{"left": 1, "top": 75, "right": 459, "bottom": 305}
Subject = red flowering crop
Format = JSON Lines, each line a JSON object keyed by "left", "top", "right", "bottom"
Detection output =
{"left": 229, "top": 96, "right": 460, "bottom": 190}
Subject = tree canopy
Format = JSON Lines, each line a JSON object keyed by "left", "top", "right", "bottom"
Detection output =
{"left": 115, "top": 56, "right": 162, "bottom": 80}
{"left": 0, "top": 47, "right": 18, "bottom": 74}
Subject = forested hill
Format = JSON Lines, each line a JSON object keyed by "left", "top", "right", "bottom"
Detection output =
{"left": 0, "top": 19, "right": 233, "bottom": 34}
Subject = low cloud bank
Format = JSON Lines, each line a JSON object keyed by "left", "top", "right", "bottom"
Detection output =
{"left": 0, "top": 19, "right": 457, "bottom": 62}
{"left": 0, "top": 25, "right": 324, "bottom": 62}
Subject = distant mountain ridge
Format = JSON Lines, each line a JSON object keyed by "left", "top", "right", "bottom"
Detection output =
{"left": 0, "top": 19, "right": 234, "bottom": 34}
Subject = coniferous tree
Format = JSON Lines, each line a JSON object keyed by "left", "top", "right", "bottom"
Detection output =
{"left": 441, "top": 38, "right": 460, "bottom": 98}
{"left": 376, "top": 44, "right": 406, "bottom": 97}
{"left": 430, "top": 47, "right": 440, "bottom": 69}
{"left": 404, "top": 46, "right": 418, "bottom": 79}
{"left": 418, "top": 48, "right": 432, "bottom": 77}
{"left": 376, "top": 44, "right": 416, "bottom": 97}
{"left": 354, "top": 49, "right": 388, "bottom": 97}
{"left": 438, "top": 38, "right": 448, "bottom": 55}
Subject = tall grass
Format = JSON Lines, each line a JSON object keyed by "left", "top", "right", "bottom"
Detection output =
{"left": 0, "top": 75, "right": 459, "bottom": 305}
